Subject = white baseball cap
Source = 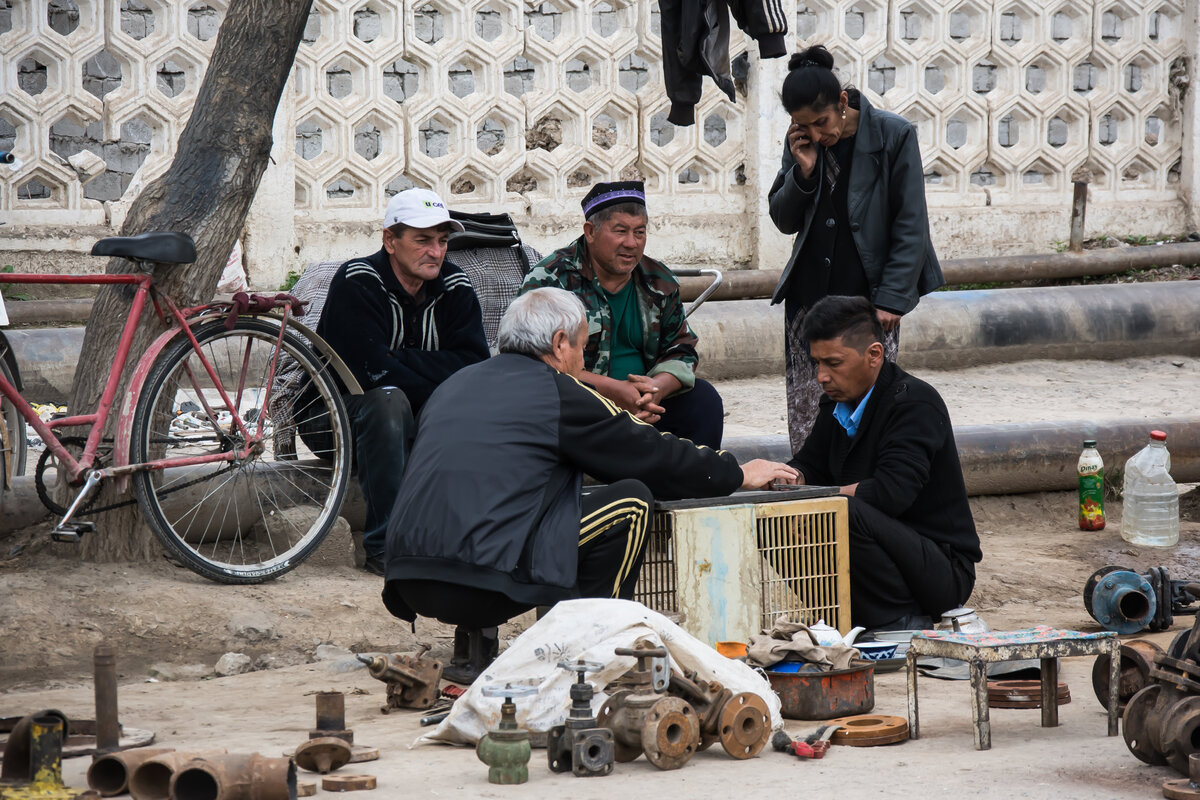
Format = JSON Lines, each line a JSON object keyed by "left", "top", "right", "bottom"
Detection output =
{"left": 383, "top": 188, "right": 465, "bottom": 232}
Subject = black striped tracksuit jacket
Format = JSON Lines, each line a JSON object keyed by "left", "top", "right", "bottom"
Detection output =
{"left": 316, "top": 248, "right": 489, "bottom": 413}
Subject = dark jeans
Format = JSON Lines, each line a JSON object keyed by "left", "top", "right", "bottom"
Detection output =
{"left": 847, "top": 496, "right": 975, "bottom": 629}
{"left": 344, "top": 387, "right": 415, "bottom": 559}
{"left": 382, "top": 479, "right": 654, "bottom": 628}
{"left": 654, "top": 378, "right": 723, "bottom": 449}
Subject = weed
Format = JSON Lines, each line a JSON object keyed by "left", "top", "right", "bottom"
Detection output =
{"left": 1051, "top": 239, "right": 1069, "bottom": 253}
{"left": 1124, "top": 234, "right": 1156, "bottom": 246}
{"left": 279, "top": 269, "right": 302, "bottom": 292}
{"left": 0, "top": 265, "right": 30, "bottom": 301}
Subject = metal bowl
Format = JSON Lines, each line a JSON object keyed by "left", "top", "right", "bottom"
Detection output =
{"left": 766, "top": 662, "right": 875, "bottom": 720}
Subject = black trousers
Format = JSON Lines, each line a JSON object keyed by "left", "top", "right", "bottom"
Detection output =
{"left": 382, "top": 479, "right": 654, "bottom": 628}
{"left": 345, "top": 387, "right": 415, "bottom": 558}
{"left": 847, "top": 496, "right": 975, "bottom": 629}
{"left": 654, "top": 378, "right": 723, "bottom": 449}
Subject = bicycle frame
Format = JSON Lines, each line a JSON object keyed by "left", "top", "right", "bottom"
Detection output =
{"left": 0, "top": 270, "right": 288, "bottom": 489}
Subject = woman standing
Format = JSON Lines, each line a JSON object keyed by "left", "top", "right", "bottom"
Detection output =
{"left": 768, "top": 45, "right": 944, "bottom": 451}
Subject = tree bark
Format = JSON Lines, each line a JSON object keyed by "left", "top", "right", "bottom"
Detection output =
{"left": 70, "top": 0, "right": 314, "bottom": 562}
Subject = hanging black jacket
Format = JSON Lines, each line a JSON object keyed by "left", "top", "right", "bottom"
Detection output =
{"left": 661, "top": 0, "right": 788, "bottom": 126}
{"left": 384, "top": 353, "right": 744, "bottom": 607}
{"left": 788, "top": 361, "right": 981, "bottom": 564}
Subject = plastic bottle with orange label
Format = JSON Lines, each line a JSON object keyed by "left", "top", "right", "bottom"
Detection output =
{"left": 1077, "top": 439, "right": 1105, "bottom": 530}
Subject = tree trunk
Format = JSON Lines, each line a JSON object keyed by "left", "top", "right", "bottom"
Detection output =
{"left": 70, "top": 0, "right": 313, "bottom": 562}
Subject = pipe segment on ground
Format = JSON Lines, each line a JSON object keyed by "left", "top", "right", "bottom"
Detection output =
{"left": 676, "top": 241, "right": 1200, "bottom": 301}
{"left": 3, "top": 417, "right": 1196, "bottom": 537}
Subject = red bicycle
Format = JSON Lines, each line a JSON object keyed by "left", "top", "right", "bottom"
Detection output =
{"left": 0, "top": 231, "right": 353, "bottom": 583}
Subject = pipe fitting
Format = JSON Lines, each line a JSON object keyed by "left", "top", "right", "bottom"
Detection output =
{"left": 170, "top": 753, "right": 295, "bottom": 800}
{"left": 87, "top": 748, "right": 174, "bottom": 797}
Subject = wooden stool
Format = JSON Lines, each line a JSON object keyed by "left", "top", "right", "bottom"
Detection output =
{"left": 906, "top": 625, "right": 1119, "bottom": 750}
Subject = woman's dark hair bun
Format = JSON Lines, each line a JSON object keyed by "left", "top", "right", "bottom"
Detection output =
{"left": 788, "top": 45, "right": 835, "bottom": 72}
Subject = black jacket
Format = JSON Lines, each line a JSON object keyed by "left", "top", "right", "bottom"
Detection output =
{"left": 660, "top": 0, "right": 788, "bottom": 126}
{"left": 385, "top": 353, "right": 744, "bottom": 606}
{"left": 316, "top": 248, "right": 489, "bottom": 412}
{"left": 788, "top": 361, "right": 981, "bottom": 564}
{"left": 768, "top": 93, "right": 944, "bottom": 314}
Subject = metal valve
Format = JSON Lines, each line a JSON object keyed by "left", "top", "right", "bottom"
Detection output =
{"left": 477, "top": 684, "right": 537, "bottom": 785}
{"left": 547, "top": 659, "right": 614, "bottom": 777}
{"left": 598, "top": 642, "right": 700, "bottom": 770}
{"left": 357, "top": 648, "right": 443, "bottom": 712}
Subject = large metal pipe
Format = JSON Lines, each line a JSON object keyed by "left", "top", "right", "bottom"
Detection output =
{"left": 170, "top": 753, "right": 295, "bottom": 800}
{"left": 93, "top": 643, "right": 120, "bottom": 753}
{"left": 677, "top": 241, "right": 1200, "bottom": 300}
{"left": 88, "top": 748, "right": 175, "bottom": 797}
{"left": 723, "top": 416, "right": 1200, "bottom": 496}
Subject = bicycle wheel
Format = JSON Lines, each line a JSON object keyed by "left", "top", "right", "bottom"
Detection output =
{"left": 0, "top": 352, "right": 27, "bottom": 482}
{"left": 131, "top": 317, "right": 351, "bottom": 583}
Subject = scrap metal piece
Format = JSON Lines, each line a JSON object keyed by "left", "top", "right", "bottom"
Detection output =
{"left": 1164, "top": 754, "right": 1200, "bottom": 800}
{"left": 1, "top": 710, "right": 69, "bottom": 781}
{"left": 93, "top": 645, "right": 120, "bottom": 754}
{"left": 640, "top": 697, "right": 700, "bottom": 770}
{"left": 322, "top": 774, "right": 377, "bottom": 792}
{"left": 0, "top": 716, "right": 88, "bottom": 800}
{"left": 826, "top": 715, "right": 909, "bottom": 747}
{"left": 1161, "top": 696, "right": 1200, "bottom": 775}
{"left": 987, "top": 680, "right": 1071, "bottom": 709}
{"left": 546, "top": 660, "right": 614, "bottom": 778}
{"left": 308, "top": 691, "right": 352, "bottom": 744}
{"left": 169, "top": 753, "right": 295, "bottom": 800}
{"left": 1092, "top": 640, "right": 1164, "bottom": 712}
{"left": 294, "top": 737, "right": 352, "bottom": 774}
{"left": 296, "top": 781, "right": 317, "bottom": 797}
{"left": 595, "top": 691, "right": 642, "bottom": 763}
{"left": 357, "top": 652, "right": 443, "bottom": 712}
{"left": 715, "top": 692, "right": 771, "bottom": 759}
{"left": 87, "top": 748, "right": 174, "bottom": 797}
{"left": 476, "top": 684, "right": 536, "bottom": 785}
{"left": 1123, "top": 684, "right": 1168, "bottom": 766}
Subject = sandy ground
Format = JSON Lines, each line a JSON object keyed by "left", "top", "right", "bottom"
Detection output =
{"left": 4, "top": 355, "right": 1200, "bottom": 797}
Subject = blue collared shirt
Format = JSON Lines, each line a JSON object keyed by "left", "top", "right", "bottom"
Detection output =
{"left": 833, "top": 387, "right": 874, "bottom": 438}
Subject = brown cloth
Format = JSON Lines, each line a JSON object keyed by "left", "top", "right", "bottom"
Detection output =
{"left": 746, "top": 619, "right": 860, "bottom": 671}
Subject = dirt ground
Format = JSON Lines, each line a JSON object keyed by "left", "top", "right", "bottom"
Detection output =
{"left": 3, "top": 355, "right": 1200, "bottom": 797}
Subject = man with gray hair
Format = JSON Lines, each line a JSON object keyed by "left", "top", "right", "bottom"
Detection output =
{"left": 382, "top": 287, "right": 797, "bottom": 682}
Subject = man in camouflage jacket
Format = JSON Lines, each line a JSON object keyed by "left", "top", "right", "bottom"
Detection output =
{"left": 519, "top": 181, "right": 724, "bottom": 448}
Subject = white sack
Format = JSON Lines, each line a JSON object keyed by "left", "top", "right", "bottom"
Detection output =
{"left": 419, "top": 598, "right": 783, "bottom": 747}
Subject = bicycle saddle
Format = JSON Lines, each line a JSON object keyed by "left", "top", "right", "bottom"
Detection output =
{"left": 91, "top": 232, "right": 197, "bottom": 264}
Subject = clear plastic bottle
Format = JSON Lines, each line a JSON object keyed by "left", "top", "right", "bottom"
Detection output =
{"left": 1121, "top": 430, "right": 1179, "bottom": 547}
{"left": 1078, "top": 440, "right": 1105, "bottom": 530}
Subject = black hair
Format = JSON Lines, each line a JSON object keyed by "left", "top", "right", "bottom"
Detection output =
{"left": 780, "top": 44, "right": 844, "bottom": 113}
{"left": 800, "top": 295, "right": 883, "bottom": 353}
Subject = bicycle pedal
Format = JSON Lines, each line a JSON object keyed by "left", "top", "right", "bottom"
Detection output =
{"left": 51, "top": 521, "right": 96, "bottom": 543}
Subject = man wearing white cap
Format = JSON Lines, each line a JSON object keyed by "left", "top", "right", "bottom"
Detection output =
{"left": 317, "top": 188, "right": 489, "bottom": 575}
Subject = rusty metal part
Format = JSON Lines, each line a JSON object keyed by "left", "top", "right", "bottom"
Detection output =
{"left": 294, "top": 737, "right": 352, "bottom": 774}
{"left": 127, "top": 750, "right": 227, "bottom": 800}
{"left": 477, "top": 684, "right": 536, "bottom": 785}
{"left": 546, "top": 659, "right": 613, "bottom": 778}
{"left": 1163, "top": 754, "right": 1200, "bottom": 800}
{"left": 715, "top": 693, "right": 771, "bottom": 758}
{"left": 315, "top": 692, "right": 345, "bottom": 732}
{"left": 1093, "top": 640, "right": 1165, "bottom": 711}
{"left": 170, "top": 753, "right": 295, "bottom": 800}
{"left": 0, "top": 715, "right": 154, "bottom": 759}
{"left": 987, "top": 680, "right": 1071, "bottom": 709}
{"left": 1, "top": 710, "right": 69, "bottom": 781}
{"left": 347, "top": 746, "right": 378, "bottom": 763}
{"left": 322, "top": 774, "right": 377, "bottom": 792}
{"left": 640, "top": 697, "right": 700, "bottom": 770}
{"left": 296, "top": 781, "right": 317, "bottom": 797}
{"left": 1160, "top": 696, "right": 1200, "bottom": 775}
{"left": 826, "top": 715, "right": 909, "bottom": 747}
{"left": 612, "top": 641, "right": 671, "bottom": 693}
{"left": 93, "top": 645, "right": 120, "bottom": 754}
{"left": 357, "top": 651, "right": 443, "bottom": 712}
{"left": 0, "top": 716, "right": 88, "bottom": 800}
{"left": 1124, "top": 684, "right": 1169, "bottom": 766}
{"left": 87, "top": 748, "right": 174, "bottom": 797}
{"left": 766, "top": 662, "right": 875, "bottom": 720}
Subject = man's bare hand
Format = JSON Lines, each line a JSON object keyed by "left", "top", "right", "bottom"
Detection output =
{"left": 739, "top": 459, "right": 800, "bottom": 490}
{"left": 876, "top": 308, "right": 902, "bottom": 331}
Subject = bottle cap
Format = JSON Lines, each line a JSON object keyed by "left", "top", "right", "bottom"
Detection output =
{"left": 1083, "top": 439, "right": 1097, "bottom": 448}
{"left": 1151, "top": 430, "right": 1167, "bottom": 441}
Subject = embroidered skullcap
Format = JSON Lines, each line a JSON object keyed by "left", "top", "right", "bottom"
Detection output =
{"left": 581, "top": 180, "right": 646, "bottom": 219}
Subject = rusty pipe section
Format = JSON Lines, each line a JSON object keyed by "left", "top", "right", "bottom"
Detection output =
{"left": 170, "top": 753, "right": 295, "bottom": 800}
{"left": 676, "top": 241, "right": 1200, "bottom": 301}
{"left": 88, "top": 748, "right": 175, "bottom": 797}
{"left": 93, "top": 644, "right": 120, "bottom": 753}
{"left": 314, "top": 692, "right": 344, "bottom": 732}
{"left": 724, "top": 415, "right": 1200, "bottom": 497}
{"left": 128, "top": 750, "right": 227, "bottom": 800}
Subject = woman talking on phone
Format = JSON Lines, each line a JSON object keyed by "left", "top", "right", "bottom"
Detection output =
{"left": 768, "top": 44, "right": 944, "bottom": 451}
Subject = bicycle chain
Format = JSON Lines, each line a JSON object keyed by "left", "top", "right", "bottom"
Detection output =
{"left": 36, "top": 435, "right": 241, "bottom": 516}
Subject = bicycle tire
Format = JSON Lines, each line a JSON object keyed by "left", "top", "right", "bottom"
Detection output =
{"left": 131, "top": 317, "right": 351, "bottom": 584}
{"left": 0, "top": 353, "right": 27, "bottom": 481}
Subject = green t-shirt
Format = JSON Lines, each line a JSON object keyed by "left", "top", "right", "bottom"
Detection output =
{"left": 600, "top": 280, "right": 647, "bottom": 381}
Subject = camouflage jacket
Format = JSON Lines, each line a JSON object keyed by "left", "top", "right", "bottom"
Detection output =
{"left": 519, "top": 236, "right": 698, "bottom": 390}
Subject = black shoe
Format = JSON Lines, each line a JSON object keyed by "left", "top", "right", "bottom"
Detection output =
{"left": 362, "top": 555, "right": 385, "bottom": 576}
{"left": 443, "top": 627, "right": 498, "bottom": 685}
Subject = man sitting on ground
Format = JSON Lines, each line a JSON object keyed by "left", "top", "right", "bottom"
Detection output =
{"left": 381, "top": 288, "right": 798, "bottom": 682}
{"left": 519, "top": 180, "right": 724, "bottom": 448}
{"left": 778, "top": 295, "right": 981, "bottom": 632}
{"left": 317, "top": 188, "right": 489, "bottom": 576}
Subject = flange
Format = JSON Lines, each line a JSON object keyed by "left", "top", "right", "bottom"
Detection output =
{"left": 717, "top": 693, "right": 770, "bottom": 759}
{"left": 987, "top": 680, "right": 1071, "bottom": 709}
{"left": 825, "top": 715, "right": 909, "bottom": 747}
{"left": 640, "top": 697, "right": 700, "bottom": 770}
{"left": 1123, "top": 684, "right": 1168, "bottom": 766}
{"left": 294, "top": 737, "right": 352, "bottom": 774}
